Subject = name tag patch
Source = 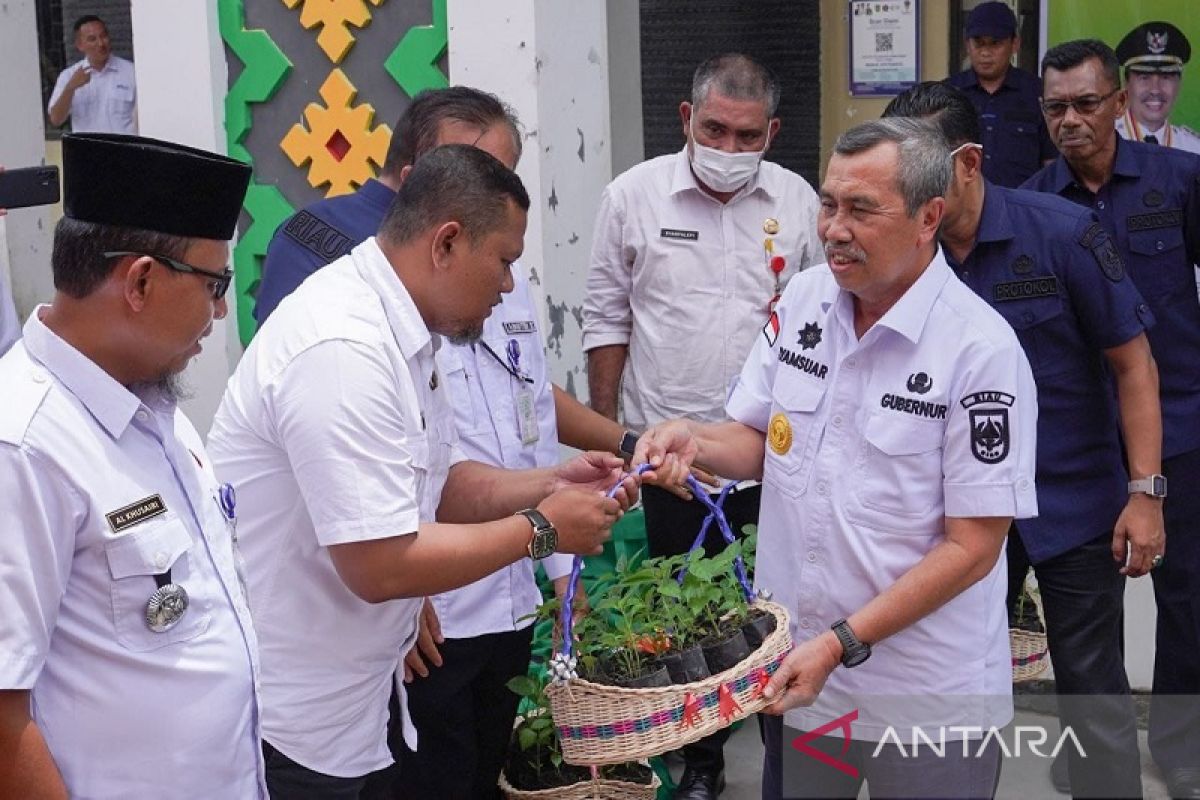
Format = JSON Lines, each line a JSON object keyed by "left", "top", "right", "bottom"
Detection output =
{"left": 993, "top": 277, "right": 1058, "bottom": 302}
{"left": 106, "top": 495, "right": 167, "bottom": 533}
{"left": 503, "top": 320, "right": 537, "bottom": 335}
{"left": 1127, "top": 210, "right": 1183, "bottom": 231}
{"left": 283, "top": 210, "right": 353, "bottom": 263}
{"left": 661, "top": 228, "right": 699, "bottom": 241}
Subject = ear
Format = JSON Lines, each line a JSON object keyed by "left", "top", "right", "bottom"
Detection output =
{"left": 398, "top": 163, "right": 414, "bottom": 187}
{"left": 120, "top": 255, "right": 156, "bottom": 312}
{"left": 679, "top": 101, "right": 693, "bottom": 139}
{"left": 960, "top": 145, "right": 984, "bottom": 181}
{"left": 1114, "top": 88, "right": 1129, "bottom": 116}
{"left": 917, "top": 197, "right": 946, "bottom": 245}
{"left": 767, "top": 117, "right": 781, "bottom": 147}
{"left": 430, "top": 221, "right": 463, "bottom": 271}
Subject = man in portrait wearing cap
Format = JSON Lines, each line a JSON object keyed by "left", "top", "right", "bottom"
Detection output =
{"left": 0, "top": 133, "right": 266, "bottom": 798}
{"left": 947, "top": 1, "right": 1057, "bottom": 188}
{"left": 1116, "top": 21, "right": 1200, "bottom": 155}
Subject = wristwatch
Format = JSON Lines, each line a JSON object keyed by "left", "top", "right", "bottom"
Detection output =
{"left": 518, "top": 508, "right": 558, "bottom": 560}
{"left": 618, "top": 430, "right": 640, "bottom": 460}
{"left": 830, "top": 619, "right": 872, "bottom": 668}
{"left": 1128, "top": 474, "right": 1168, "bottom": 498}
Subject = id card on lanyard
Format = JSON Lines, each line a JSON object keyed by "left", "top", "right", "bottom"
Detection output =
{"left": 506, "top": 339, "right": 540, "bottom": 445}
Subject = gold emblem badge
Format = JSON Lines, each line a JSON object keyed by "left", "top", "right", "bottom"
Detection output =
{"left": 767, "top": 412, "right": 793, "bottom": 455}
{"left": 763, "top": 217, "right": 780, "bottom": 235}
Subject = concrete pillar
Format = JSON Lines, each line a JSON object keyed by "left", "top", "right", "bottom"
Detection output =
{"left": 0, "top": 0, "right": 54, "bottom": 324}
{"left": 447, "top": 0, "right": 613, "bottom": 403}
{"left": 130, "top": 0, "right": 232, "bottom": 435}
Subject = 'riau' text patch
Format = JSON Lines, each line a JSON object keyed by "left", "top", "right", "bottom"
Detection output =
{"left": 661, "top": 228, "right": 699, "bottom": 241}
{"left": 106, "top": 495, "right": 167, "bottom": 533}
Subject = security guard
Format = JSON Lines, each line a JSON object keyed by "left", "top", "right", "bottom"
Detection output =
{"left": 1026, "top": 39, "right": 1200, "bottom": 800}
{"left": 0, "top": 133, "right": 264, "bottom": 798}
{"left": 637, "top": 118, "right": 1038, "bottom": 800}
{"left": 946, "top": 1, "right": 1057, "bottom": 187}
{"left": 1115, "top": 21, "right": 1200, "bottom": 155}
{"left": 401, "top": 270, "right": 581, "bottom": 799}
{"left": 887, "top": 81, "right": 1161, "bottom": 798}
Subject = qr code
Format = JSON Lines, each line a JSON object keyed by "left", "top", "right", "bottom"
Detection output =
{"left": 876, "top": 32, "right": 894, "bottom": 52}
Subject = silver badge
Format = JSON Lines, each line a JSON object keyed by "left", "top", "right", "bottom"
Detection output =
{"left": 145, "top": 583, "right": 190, "bottom": 632}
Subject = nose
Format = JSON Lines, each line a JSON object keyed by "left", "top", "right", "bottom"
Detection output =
{"left": 500, "top": 265, "right": 515, "bottom": 294}
{"left": 213, "top": 294, "right": 229, "bottom": 321}
{"left": 1060, "top": 104, "right": 1084, "bottom": 127}
{"left": 819, "top": 209, "right": 852, "bottom": 246}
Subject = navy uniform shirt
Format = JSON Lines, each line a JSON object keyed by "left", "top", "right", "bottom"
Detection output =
{"left": 947, "top": 66, "right": 1057, "bottom": 188}
{"left": 946, "top": 183, "right": 1153, "bottom": 562}
{"left": 254, "top": 178, "right": 395, "bottom": 323}
{"left": 1024, "top": 139, "right": 1200, "bottom": 458}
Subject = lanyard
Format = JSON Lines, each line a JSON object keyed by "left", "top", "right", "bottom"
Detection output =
{"left": 478, "top": 339, "right": 534, "bottom": 384}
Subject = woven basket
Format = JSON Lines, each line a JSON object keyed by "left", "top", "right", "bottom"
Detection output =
{"left": 1010, "top": 628, "right": 1049, "bottom": 682}
{"left": 498, "top": 765, "right": 661, "bottom": 799}
{"left": 547, "top": 599, "right": 792, "bottom": 765}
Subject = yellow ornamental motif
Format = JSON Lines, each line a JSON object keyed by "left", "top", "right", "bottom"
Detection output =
{"left": 281, "top": 69, "right": 392, "bottom": 197}
{"left": 767, "top": 412, "right": 793, "bottom": 456}
{"left": 282, "top": 0, "right": 384, "bottom": 63}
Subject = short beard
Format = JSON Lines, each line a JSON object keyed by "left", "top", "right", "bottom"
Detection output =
{"left": 132, "top": 374, "right": 193, "bottom": 405}
{"left": 446, "top": 325, "right": 484, "bottom": 346}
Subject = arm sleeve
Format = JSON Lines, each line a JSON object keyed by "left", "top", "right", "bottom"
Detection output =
{"left": 268, "top": 339, "right": 424, "bottom": 546}
{"left": 255, "top": 224, "right": 326, "bottom": 324}
{"left": 0, "top": 278, "right": 20, "bottom": 356}
{"left": 542, "top": 553, "right": 575, "bottom": 583}
{"left": 46, "top": 68, "right": 71, "bottom": 115}
{"left": 581, "top": 186, "right": 633, "bottom": 351}
{"left": 726, "top": 287, "right": 792, "bottom": 431}
{"left": 0, "top": 447, "right": 78, "bottom": 689}
{"left": 1064, "top": 213, "right": 1152, "bottom": 350}
{"left": 942, "top": 335, "right": 1039, "bottom": 520}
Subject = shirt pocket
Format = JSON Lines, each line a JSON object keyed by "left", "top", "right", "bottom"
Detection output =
{"left": 1128, "top": 226, "right": 1189, "bottom": 297}
{"left": 762, "top": 376, "right": 827, "bottom": 499}
{"left": 104, "top": 518, "right": 212, "bottom": 651}
{"left": 995, "top": 292, "right": 1066, "bottom": 375}
{"left": 1001, "top": 115, "right": 1039, "bottom": 164}
{"left": 853, "top": 413, "right": 945, "bottom": 526}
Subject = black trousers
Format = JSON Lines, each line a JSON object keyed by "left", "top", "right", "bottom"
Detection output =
{"left": 641, "top": 482, "right": 762, "bottom": 775}
{"left": 1006, "top": 528, "right": 1143, "bottom": 798}
{"left": 398, "top": 627, "right": 535, "bottom": 800}
{"left": 263, "top": 740, "right": 368, "bottom": 799}
{"left": 1149, "top": 446, "right": 1200, "bottom": 772}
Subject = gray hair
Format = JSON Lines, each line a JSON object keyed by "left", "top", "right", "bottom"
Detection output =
{"left": 691, "top": 53, "right": 781, "bottom": 117}
{"left": 832, "top": 118, "right": 951, "bottom": 216}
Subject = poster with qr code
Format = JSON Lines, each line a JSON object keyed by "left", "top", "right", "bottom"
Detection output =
{"left": 849, "top": 0, "right": 920, "bottom": 96}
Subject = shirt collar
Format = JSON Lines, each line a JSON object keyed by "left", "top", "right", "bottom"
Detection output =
{"left": 1049, "top": 136, "right": 1142, "bottom": 192}
{"left": 667, "top": 147, "right": 780, "bottom": 200}
{"left": 827, "top": 248, "right": 952, "bottom": 345}
{"left": 975, "top": 182, "right": 1016, "bottom": 243}
{"left": 21, "top": 306, "right": 149, "bottom": 438}
{"left": 355, "top": 237, "right": 434, "bottom": 360}
{"left": 961, "top": 67, "right": 1020, "bottom": 91}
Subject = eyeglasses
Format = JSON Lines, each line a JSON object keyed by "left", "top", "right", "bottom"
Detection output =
{"left": 104, "top": 251, "right": 232, "bottom": 300}
{"left": 1040, "top": 89, "right": 1120, "bottom": 119}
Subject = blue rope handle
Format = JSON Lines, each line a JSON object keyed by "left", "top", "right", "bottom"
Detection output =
{"left": 556, "top": 467, "right": 754, "bottom": 660}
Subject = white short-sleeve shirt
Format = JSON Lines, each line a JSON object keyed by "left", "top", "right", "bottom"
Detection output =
{"left": 727, "top": 251, "right": 1038, "bottom": 740}
{"left": 48, "top": 56, "right": 137, "bottom": 134}
{"left": 582, "top": 148, "right": 822, "bottom": 430}
{"left": 0, "top": 309, "right": 265, "bottom": 799}
{"left": 433, "top": 268, "right": 573, "bottom": 639}
{"left": 208, "top": 238, "right": 464, "bottom": 778}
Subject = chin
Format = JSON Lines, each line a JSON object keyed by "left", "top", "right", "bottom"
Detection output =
{"left": 446, "top": 325, "right": 484, "bottom": 346}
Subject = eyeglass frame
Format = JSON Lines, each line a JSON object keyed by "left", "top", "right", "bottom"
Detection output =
{"left": 103, "top": 250, "right": 232, "bottom": 300}
{"left": 1039, "top": 88, "right": 1121, "bottom": 119}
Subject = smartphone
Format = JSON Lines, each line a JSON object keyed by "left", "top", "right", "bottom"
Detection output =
{"left": 0, "top": 165, "right": 61, "bottom": 210}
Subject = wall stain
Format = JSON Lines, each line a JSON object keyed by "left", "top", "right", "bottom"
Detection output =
{"left": 528, "top": 266, "right": 540, "bottom": 286}
{"left": 568, "top": 232, "right": 579, "bottom": 245}
{"left": 587, "top": 47, "right": 600, "bottom": 65}
{"left": 544, "top": 297, "right": 585, "bottom": 358}
{"left": 564, "top": 371, "right": 577, "bottom": 398}
{"left": 548, "top": 184, "right": 558, "bottom": 213}
{"left": 576, "top": 128, "right": 585, "bottom": 162}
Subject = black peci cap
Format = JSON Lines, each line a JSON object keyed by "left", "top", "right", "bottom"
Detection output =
{"left": 63, "top": 133, "right": 252, "bottom": 240}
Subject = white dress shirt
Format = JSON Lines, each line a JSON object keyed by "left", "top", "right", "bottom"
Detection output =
{"left": 1116, "top": 115, "right": 1200, "bottom": 155}
{"left": 727, "top": 251, "right": 1038, "bottom": 740}
{"left": 582, "top": 148, "right": 821, "bottom": 430}
{"left": 433, "top": 269, "right": 573, "bottom": 639}
{"left": 0, "top": 309, "right": 264, "bottom": 799}
{"left": 208, "top": 238, "right": 464, "bottom": 778}
{"left": 48, "top": 56, "right": 137, "bottom": 134}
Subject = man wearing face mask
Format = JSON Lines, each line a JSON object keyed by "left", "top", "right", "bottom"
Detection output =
{"left": 582, "top": 52, "right": 821, "bottom": 799}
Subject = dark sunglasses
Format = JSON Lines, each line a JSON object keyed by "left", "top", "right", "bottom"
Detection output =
{"left": 104, "top": 250, "right": 232, "bottom": 300}
{"left": 1040, "top": 89, "right": 1119, "bottom": 119}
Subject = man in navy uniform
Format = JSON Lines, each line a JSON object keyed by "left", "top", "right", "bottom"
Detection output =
{"left": 1115, "top": 22, "right": 1200, "bottom": 155}
{"left": 1025, "top": 39, "right": 1200, "bottom": 800}
{"left": 946, "top": 1, "right": 1056, "bottom": 188}
{"left": 886, "top": 81, "right": 1162, "bottom": 798}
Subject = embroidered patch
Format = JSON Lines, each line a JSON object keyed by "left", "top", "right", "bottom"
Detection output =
{"left": 1127, "top": 210, "right": 1184, "bottom": 231}
{"left": 106, "top": 495, "right": 167, "bottom": 533}
{"left": 660, "top": 228, "right": 699, "bottom": 241}
{"left": 282, "top": 210, "right": 353, "bottom": 264}
{"left": 993, "top": 277, "right": 1059, "bottom": 302}
{"left": 762, "top": 310, "right": 780, "bottom": 346}
{"left": 503, "top": 320, "right": 537, "bottom": 334}
{"left": 960, "top": 391, "right": 1015, "bottom": 465}
{"left": 1143, "top": 189, "right": 1164, "bottom": 208}
{"left": 906, "top": 372, "right": 933, "bottom": 395}
{"left": 797, "top": 322, "right": 822, "bottom": 350}
{"left": 1011, "top": 255, "right": 1034, "bottom": 275}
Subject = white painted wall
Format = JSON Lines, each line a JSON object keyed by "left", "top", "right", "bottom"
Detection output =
{"left": 130, "top": 0, "right": 233, "bottom": 436}
{"left": 0, "top": 0, "right": 54, "bottom": 326}
{"left": 448, "top": 0, "right": 613, "bottom": 402}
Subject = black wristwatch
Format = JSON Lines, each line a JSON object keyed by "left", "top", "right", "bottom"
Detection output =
{"left": 518, "top": 508, "right": 558, "bottom": 560}
{"left": 831, "top": 619, "right": 871, "bottom": 668}
{"left": 618, "top": 430, "right": 640, "bottom": 460}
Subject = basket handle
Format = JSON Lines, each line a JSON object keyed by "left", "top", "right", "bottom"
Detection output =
{"left": 556, "top": 468, "right": 754, "bottom": 660}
